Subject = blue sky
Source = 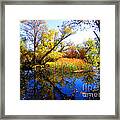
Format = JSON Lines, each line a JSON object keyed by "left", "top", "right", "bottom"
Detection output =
{"left": 46, "top": 20, "right": 96, "bottom": 45}
{"left": 46, "top": 20, "right": 63, "bottom": 30}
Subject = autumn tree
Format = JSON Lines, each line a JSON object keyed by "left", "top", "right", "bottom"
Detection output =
{"left": 77, "top": 39, "right": 100, "bottom": 70}
{"left": 60, "top": 20, "right": 100, "bottom": 49}
{"left": 20, "top": 20, "right": 74, "bottom": 66}
{"left": 20, "top": 20, "right": 75, "bottom": 99}
{"left": 61, "top": 20, "right": 100, "bottom": 69}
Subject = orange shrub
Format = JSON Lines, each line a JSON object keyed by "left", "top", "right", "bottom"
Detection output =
{"left": 56, "top": 58, "right": 85, "bottom": 67}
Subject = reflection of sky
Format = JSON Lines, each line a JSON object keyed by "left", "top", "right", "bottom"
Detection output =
{"left": 46, "top": 20, "right": 96, "bottom": 45}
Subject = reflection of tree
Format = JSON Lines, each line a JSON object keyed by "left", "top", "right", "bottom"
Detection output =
{"left": 20, "top": 66, "right": 99, "bottom": 100}
{"left": 20, "top": 20, "right": 100, "bottom": 100}
{"left": 20, "top": 20, "right": 75, "bottom": 99}
{"left": 20, "top": 69, "right": 72, "bottom": 100}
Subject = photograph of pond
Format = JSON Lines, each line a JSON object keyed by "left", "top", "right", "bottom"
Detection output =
{"left": 20, "top": 20, "right": 100, "bottom": 100}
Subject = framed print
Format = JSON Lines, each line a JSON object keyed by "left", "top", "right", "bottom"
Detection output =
{"left": 0, "top": 0, "right": 119, "bottom": 119}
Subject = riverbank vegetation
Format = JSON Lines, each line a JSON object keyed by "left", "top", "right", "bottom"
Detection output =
{"left": 20, "top": 20, "right": 100, "bottom": 100}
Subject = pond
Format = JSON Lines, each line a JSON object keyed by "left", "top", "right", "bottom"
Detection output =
{"left": 20, "top": 70, "right": 100, "bottom": 100}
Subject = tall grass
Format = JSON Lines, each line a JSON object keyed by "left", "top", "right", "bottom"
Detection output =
{"left": 45, "top": 58, "right": 95, "bottom": 83}
{"left": 46, "top": 58, "right": 91, "bottom": 74}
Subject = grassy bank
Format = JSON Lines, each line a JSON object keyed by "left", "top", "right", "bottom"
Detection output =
{"left": 46, "top": 58, "right": 92, "bottom": 75}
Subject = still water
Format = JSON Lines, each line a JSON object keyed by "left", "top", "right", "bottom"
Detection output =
{"left": 21, "top": 72, "right": 100, "bottom": 100}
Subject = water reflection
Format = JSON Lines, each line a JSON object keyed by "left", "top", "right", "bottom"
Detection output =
{"left": 20, "top": 69, "right": 100, "bottom": 100}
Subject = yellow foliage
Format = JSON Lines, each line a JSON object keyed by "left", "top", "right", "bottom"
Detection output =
{"left": 64, "top": 26, "right": 73, "bottom": 34}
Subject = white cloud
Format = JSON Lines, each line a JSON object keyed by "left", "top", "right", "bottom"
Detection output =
{"left": 64, "top": 30, "right": 96, "bottom": 45}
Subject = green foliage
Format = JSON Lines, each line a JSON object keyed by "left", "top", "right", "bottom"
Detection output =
{"left": 85, "top": 39, "right": 100, "bottom": 68}
{"left": 78, "top": 39, "right": 100, "bottom": 69}
{"left": 20, "top": 21, "right": 100, "bottom": 100}
{"left": 47, "top": 51, "right": 63, "bottom": 61}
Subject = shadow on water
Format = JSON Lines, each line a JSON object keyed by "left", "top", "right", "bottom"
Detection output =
{"left": 20, "top": 69, "right": 100, "bottom": 100}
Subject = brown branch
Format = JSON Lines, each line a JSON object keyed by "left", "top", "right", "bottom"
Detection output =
{"left": 41, "top": 71, "right": 71, "bottom": 99}
{"left": 39, "top": 33, "right": 72, "bottom": 64}
{"left": 22, "top": 28, "right": 34, "bottom": 37}
{"left": 93, "top": 31, "right": 100, "bottom": 42}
